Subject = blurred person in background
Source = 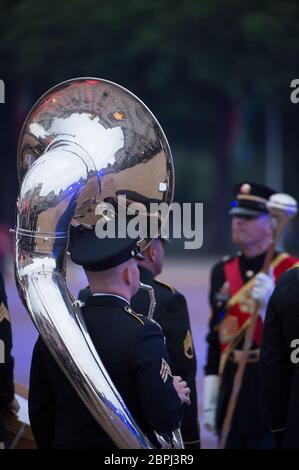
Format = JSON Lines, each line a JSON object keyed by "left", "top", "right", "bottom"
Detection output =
{"left": 131, "top": 236, "right": 200, "bottom": 449}
{"left": 0, "top": 225, "right": 10, "bottom": 273}
{"left": 261, "top": 266, "right": 299, "bottom": 448}
{"left": 0, "top": 272, "right": 19, "bottom": 448}
{"left": 79, "top": 235, "right": 200, "bottom": 449}
{"left": 203, "top": 182, "right": 299, "bottom": 449}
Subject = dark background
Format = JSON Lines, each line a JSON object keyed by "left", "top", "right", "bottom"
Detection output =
{"left": 1, "top": 0, "right": 299, "bottom": 258}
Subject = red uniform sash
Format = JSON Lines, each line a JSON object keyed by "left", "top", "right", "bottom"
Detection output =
{"left": 219, "top": 253, "right": 299, "bottom": 354}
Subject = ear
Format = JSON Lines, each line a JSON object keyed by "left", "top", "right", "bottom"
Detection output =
{"left": 148, "top": 243, "right": 156, "bottom": 262}
{"left": 123, "top": 266, "right": 131, "bottom": 285}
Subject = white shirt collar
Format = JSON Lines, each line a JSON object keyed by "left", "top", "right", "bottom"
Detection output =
{"left": 92, "top": 293, "right": 130, "bottom": 305}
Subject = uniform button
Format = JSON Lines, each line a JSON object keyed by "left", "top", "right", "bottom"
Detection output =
{"left": 246, "top": 270, "right": 254, "bottom": 278}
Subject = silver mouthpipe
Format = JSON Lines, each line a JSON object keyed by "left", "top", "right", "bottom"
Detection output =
{"left": 139, "top": 282, "right": 156, "bottom": 320}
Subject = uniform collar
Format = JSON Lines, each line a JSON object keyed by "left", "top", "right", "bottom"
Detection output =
{"left": 240, "top": 250, "right": 279, "bottom": 270}
{"left": 138, "top": 266, "right": 155, "bottom": 281}
{"left": 86, "top": 294, "right": 130, "bottom": 308}
{"left": 241, "top": 250, "right": 266, "bottom": 266}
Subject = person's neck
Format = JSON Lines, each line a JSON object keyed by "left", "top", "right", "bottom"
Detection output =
{"left": 241, "top": 239, "right": 271, "bottom": 259}
{"left": 138, "top": 262, "right": 156, "bottom": 277}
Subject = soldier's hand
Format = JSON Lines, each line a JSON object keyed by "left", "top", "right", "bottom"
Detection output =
{"left": 173, "top": 376, "right": 191, "bottom": 405}
{"left": 7, "top": 397, "right": 20, "bottom": 415}
{"left": 252, "top": 271, "right": 275, "bottom": 320}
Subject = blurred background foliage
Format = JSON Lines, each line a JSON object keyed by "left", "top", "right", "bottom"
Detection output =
{"left": 1, "top": 0, "right": 299, "bottom": 256}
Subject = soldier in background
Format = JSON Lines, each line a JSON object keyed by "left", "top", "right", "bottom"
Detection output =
{"left": 203, "top": 182, "right": 299, "bottom": 449}
{"left": 132, "top": 237, "right": 200, "bottom": 449}
{"left": 261, "top": 267, "right": 299, "bottom": 448}
{"left": 79, "top": 236, "right": 200, "bottom": 449}
{"left": 0, "top": 272, "right": 19, "bottom": 448}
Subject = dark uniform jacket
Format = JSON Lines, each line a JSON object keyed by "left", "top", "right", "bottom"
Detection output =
{"left": 0, "top": 272, "right": 14, "bottom": 444}
{"left": 0, "top": 273, "right": 14, "bottom": 409}
{"left": 205, "top": 251, "right": 298, "bottom": 439}
{"left": 79, "top": 267, "right": 200, "bottom": 449}
{"left": 29, "top": 295, "right": 182, "bottom": 449}
{"left": 261, "top": 268, "right": 299, "bottom": 448}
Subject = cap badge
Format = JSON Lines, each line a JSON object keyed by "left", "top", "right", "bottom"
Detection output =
{"left": 240, "top": 183, "right": 251, "bottom": 194}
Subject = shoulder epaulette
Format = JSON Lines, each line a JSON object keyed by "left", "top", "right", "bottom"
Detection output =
{"left": 154, "top": 278, "right": 175, "bottom": 293}
{"left": 124, "top": 306, "right": 144, "bottom": 325}
{"left": 147, "top": 317, "right": 163, "bottom": 330}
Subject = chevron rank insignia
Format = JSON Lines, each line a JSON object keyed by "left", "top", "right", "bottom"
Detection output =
{"left": 160, "top": 358, "right": 172, "bottom": 383}
{"left": 0, "top": 303, "right": 10, "bottom": 323}
{"left": 184, "top": 330, "right": 194, "bottom": 359}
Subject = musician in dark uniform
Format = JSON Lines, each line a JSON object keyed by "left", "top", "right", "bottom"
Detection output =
{"left": 80, "top": 236, "right": 200, "bottom": 449}
{"left": 261, "top": 267, "right": 299, "bottom": 448}
{"left": 0, "top": 271, "right": 19, "bottom": 448}
{"left": 133, "top": 237, "right": 200, "bottom": 449}
{"left": 203, "top": 182, "right": 299, "bottom": 449}
{"left": 29, "top": 229, "right": 190, "bottom": 449}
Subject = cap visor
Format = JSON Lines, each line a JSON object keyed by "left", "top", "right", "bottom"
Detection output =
{"left": 229, "top": 207, "right": 266, "bottom": 217}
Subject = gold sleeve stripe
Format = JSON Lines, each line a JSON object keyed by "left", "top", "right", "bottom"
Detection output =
{"left": 160, "top": 358, "right": 172, "bottom": 382}
{"left": 0, "top": 303, "right": 10, "bottom": 323}
{"left": 184, "top": 330, "right": 194, "bottom": 359}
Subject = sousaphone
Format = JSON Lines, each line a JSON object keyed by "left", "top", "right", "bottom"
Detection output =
{"left": 15, "top": 78, "right": 180, "bottom": 448}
